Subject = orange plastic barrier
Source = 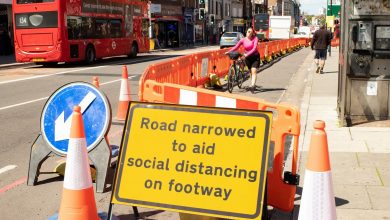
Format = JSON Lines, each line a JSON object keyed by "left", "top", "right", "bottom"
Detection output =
{"left": 268, "top": 40, "right": 279, "bottom": 58}
{"left": 279, "top": 40, "right": 288, "bottom": 54}
{"left": 141, "top": 80, "right": 301, "bottom": 212}
{"left": 331, "top": 38, "right": 340, "bottom": 47}
{"left": 257, "top": 42, "right": 267, "bottom": 60}
{"left": 138, "top": 39, "right": 306, "bottom": 100}
{"left": 192, "top": 50, "right": 218, "bottom": 87}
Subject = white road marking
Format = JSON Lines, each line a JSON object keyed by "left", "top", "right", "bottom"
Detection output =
{"left": 0, "top": 97, "right": 48, "bottom": 111}
{"left": 0, "top": 76, "right": 136, "bottom": 112}
{"left": 0, "top": 165, "right": 17, "bottom": 175}
{"left": 0, "top": 65, "right": 108, "bottom": 85}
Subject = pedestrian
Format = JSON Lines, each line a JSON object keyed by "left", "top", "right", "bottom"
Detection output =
{"left": 226, "top": 27, "right": 261, "bottom": 93}
{"left": 311, "top": 24, "right": 332, "bottom": 74}
{"left": 154, "top": 37, "right": 161, "bottom": 49}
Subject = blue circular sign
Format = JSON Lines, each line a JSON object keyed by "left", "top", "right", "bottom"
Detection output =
{"left": 41, "top": 82, "right": 111, "bottom": 155}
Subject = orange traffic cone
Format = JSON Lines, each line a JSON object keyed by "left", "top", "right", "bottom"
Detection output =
{"left": 58, "top": 106, "right": 99, "bottom": 220}
{"left": 116, "top": 66, "right": 131, "bottom": 120}
{"left": 93, "top": 76, "right": 100, "bottom": 88}
{"left": 298, "top": 120, "right": 336, "bottom": 220}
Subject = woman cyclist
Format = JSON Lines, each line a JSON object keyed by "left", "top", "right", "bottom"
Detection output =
{"left": 226, "top": 27, "right": 260, "bottom": 93}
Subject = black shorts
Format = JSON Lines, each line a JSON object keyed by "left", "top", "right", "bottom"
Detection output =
{"left": 314, "top": 49, "right": 327, "bottom": 60}
{"left": 245, "top": 52, "right": 260, "bottom": 69}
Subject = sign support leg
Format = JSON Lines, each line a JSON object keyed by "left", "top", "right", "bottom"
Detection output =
{"left": 89, "top": 137, "right": 111, "bottom": 193}
{"left": 27, "top": 134, "right": 52, "bottom": 185}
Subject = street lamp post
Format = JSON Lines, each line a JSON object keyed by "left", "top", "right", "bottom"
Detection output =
{"left": 330, "top": 0, "right": 333, "bottom": 16}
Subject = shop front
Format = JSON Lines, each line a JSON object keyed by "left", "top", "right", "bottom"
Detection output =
{"left": 0, "top": 0, "right": 13, "bottom": 55}
{"left": 232, "top": 18, "right": 245, "bottom": 34}
{"left": 151, "top": 3, "right": 182, "bottom": 48}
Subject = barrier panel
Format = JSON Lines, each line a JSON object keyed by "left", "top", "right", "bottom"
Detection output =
{"left": 331, "top": 38, "right": 340, "bottom": 47}
{"left": 279, "top": 40, "right": 288, "bottom": 55}
{"left": 192, "top": 50, "right": 217, "bottom": 87}
{"left": 257, "top": 42, "right": 267, "bottom": 60}
{"left": 141, "top": 80, "right": 301, "bottom": 212}
{"left": 268, "top": 41, "right": 279, "bottom": 58}
{"left": 213, "top": 49, "right": 231, "bottom": 79}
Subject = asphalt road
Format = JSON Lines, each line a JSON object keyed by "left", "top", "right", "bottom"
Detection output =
{"left": 0, "top": 46, "right": 311, "bottom": 219}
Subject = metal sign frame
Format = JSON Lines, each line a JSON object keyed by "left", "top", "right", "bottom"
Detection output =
{"left": 27, "top": 82, "right": 112, "bottom": 193}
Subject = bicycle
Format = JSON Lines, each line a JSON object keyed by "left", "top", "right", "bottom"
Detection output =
{"left": 226, "top": 52, "right": 249, "bottom": 93}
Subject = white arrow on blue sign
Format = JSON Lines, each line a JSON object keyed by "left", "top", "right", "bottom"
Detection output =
{"left": 41, "top": 82, "right": 111, "bottom": 155}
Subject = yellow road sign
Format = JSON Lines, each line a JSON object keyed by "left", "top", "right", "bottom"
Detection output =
{"left": 112, "top": 102, "right": 272, "bottom": 219}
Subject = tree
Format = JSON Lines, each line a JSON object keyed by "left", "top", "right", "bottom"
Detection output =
{"left": 317, "top": 15, "right": 326, "bottom": 26}
{"left": 304, "top": 15, "right": 314, "bottom": 25}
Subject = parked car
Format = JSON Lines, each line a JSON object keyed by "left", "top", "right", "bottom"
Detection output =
{"left": 220, "top": 32, "right": 244, "bottom": 49}
{"left": 293, "top": 31, "right": 312, "bottom": 38}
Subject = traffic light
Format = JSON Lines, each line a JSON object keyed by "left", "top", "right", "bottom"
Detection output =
{"left": 199, "top": 0, "right": 205, "bottom": 4}
{"left": 199, "top": 8, "right": 205, "bottom": 20}
{"left": 209, "top": 14, "right": 215, "bottom": 24}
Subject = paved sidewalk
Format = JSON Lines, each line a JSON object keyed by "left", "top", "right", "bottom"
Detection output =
{"left": 297, "top": 47, "right": 390, "bottom": 219}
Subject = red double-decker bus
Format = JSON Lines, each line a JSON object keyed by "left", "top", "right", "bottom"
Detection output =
{"left": 253, "top": 13, "right": 269, "bottom": 41}
{"left": 12, "top": 0, "right": 149, "bottom": 65}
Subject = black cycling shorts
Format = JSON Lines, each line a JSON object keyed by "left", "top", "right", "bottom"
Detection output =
{"left": 245, "top": 52, "right": 261, "bottom": 69}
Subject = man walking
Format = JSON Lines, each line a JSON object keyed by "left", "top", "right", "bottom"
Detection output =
{"left": 311, "top": 25, "right": 332, "bottom": 74}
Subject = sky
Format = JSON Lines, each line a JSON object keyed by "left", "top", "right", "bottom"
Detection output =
{"left": 300, "top": 0, "right": 327, "bottom": 15}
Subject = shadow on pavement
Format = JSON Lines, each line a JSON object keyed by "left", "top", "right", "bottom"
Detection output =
{"left": 35, "top": 175, "right": 64, "bottom": 185}
{"left": 252, "top": 86, "right": 286, "bottom": 94}
{"left": 117, "top": 210, "right": 165, "bottom": 220}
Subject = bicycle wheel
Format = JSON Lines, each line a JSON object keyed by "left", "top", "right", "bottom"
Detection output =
{"left": 227, "top": 65, "right": 235, "bottom": 93}
{"left": 237, "top": 69, "right": 244, "bottom": 89}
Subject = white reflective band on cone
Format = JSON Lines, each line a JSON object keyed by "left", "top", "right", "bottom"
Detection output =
{"left": 63, "top": 138, "right": 93, "bottom": 190}
{"left": 119, "top": 79, "right": 130, "bottom": 101}
{"left": 298, "top": 170, "right": 336, "bottom": 220}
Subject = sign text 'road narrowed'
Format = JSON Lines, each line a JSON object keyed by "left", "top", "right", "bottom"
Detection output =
{"left": 112, "top": 102, "right": 272, "bottom": 219}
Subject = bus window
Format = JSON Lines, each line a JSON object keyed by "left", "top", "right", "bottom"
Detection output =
{"left": 81, "top": 17, "right": 95, "bottom": 39}
{"left": 17, "top": 0, "right": 54, "bottom": 4}
{"left": 125, "top": 5, "right": 133, "bottom": 37}
{"left": 142, "top": 19, "right": 149, "bottom": 37}
{"left": 15, "top": 12, "right": 58, "bottom": 28}
{"left": 253, "top": 13, "right": 269, "bottom": 31}
{"left": 67, "top": 16, "right": 81, "bottom": 40}
{"left": 110, "top": 19, "right": 122, "bottom": 38}
{"left": 95, "top": 19, "right": 109, "bottom": 38}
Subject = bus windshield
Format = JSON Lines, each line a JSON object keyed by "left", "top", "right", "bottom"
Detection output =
{"left": 253, "top": 14, "right": 269, "bottom": 31}
{"left": 17, "top": 0, "right": 54, "bottom": 4}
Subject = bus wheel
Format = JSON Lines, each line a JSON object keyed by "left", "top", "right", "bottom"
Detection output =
{"left": 85, "top": 45, "right": 95, "bottom": 64}
{"left": 129, "top": 43, "right": 138, "bottom": 58}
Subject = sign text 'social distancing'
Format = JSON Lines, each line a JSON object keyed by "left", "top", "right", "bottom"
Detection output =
{"left": 112, "top": 102, "right": 272, "bottom": 219}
